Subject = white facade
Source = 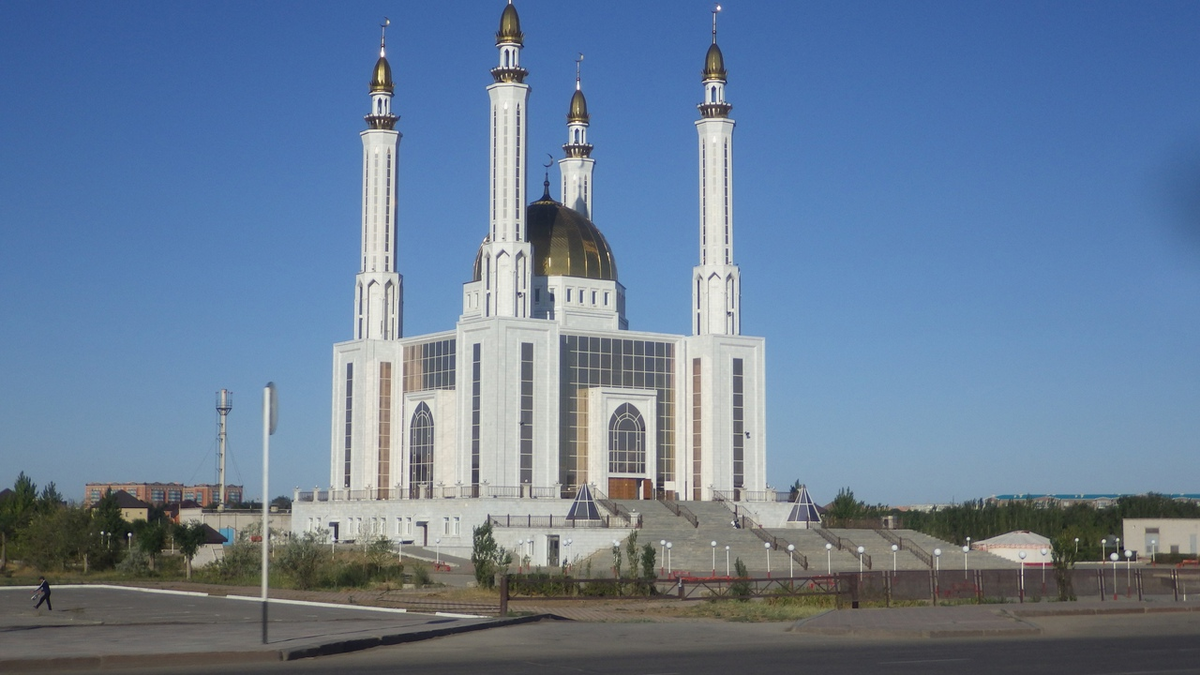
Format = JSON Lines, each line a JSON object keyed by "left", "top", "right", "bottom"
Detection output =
{"left": 295, "top": 3, "right": 770, "bottom": 555}
{"left": 1123, "top": 518, "right": 1200, "bottom": 558}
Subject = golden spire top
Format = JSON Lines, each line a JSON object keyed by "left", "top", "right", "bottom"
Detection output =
{"left": 370, "top": 18, "right": 394, "bottom": 94}
{"left": 575, "top": 52, "right": 583, "bottom": 91}
{"left": 702, "top": 5, "right": 727, "bottom": 81}
{"left": 497, "top": 1, "right": 524, "bottom": 45}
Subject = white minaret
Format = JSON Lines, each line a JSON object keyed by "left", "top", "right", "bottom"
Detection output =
{"left": 480, "top": 1, "right": 533, "bottom": 318}
{"left": 355, "top": 20, "right": 403, "bottom": 340}
{"left": 693, "top": 7, "right": 741, "bottom": 336}
{"left": 559, "top": 54, "right": 594, "bottom": 220}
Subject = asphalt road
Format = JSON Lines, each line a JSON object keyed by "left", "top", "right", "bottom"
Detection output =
{"left": 116, "top": 612, "right": 1200, "bottom": 675}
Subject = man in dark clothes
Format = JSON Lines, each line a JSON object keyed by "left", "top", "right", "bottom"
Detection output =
{"left": 32, "top": 576, "right": 51, "bottom": 610}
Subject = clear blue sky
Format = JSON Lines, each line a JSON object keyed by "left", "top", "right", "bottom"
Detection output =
{"left": 2, "top": 2, "right": 1198, "bottom": 507}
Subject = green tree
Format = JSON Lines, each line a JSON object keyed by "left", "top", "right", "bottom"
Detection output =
{"left": 174, "top": 522, "right": 209, "bottom": 580}
{"left": 278, "top": 531, "right": 328, "bottom": 589}
{"left": 132, "top": 520, "right": 168, "bottom": 571}
{"left": 471, "top": 521, "right": 510, "bottom": 589}
{"left": 22, "top": 504, "right": 90, "bottom": 571}
{"left": 1, "top": 472, "right": 39, "bottom": 569}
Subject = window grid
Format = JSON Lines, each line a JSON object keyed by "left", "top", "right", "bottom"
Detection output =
{"left": 409, "top": 402, "right": 434, "bottom": 490}
{"left": 732, "top": 358, "right": 744, "bottom": 489}
{"left": 692, "top": 358, "right": 702, "bottom": 500}
{"left": 520, "top": 342, "right": 534, "bottom": 484}
{"left": 343, "top": 362, "right": 354, "bottom": 488}
{"left": 608, "top": 403, "right": 646, "bottom": 474}
{"left": 403, "top": 339, "right": 457, "bottom": 393}
{"left": 560, "top": 336, "right": 675, "bottom": 491}
{"left": 471, "top": 343, "right": 482, "bottom": 489}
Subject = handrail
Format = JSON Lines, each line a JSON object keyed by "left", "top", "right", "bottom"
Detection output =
{"left": 816, "top": 528, "right": 872, "bottom": 569}
{"left": 590, "top": 486, "right": 634, "bottom": 527}
{"left": 873, "top": 528, "right": 933, "bottom": 568}
{"left": 739, "top": 513, "right": 808, "bottom": 569}
{"left": 659, "top": 499, "right": 699, "bottom": 528}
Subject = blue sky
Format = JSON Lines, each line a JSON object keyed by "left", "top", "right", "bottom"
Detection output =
{"left": 2, "top": 1, "right": 1198, "bottom": 507}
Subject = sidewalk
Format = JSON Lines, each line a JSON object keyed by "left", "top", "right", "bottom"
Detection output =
{"left": 0, "top": 585, "right": 542, "bottom": 672}
{"left": 790, "top": 598, "right": 1200, "bottom": 639}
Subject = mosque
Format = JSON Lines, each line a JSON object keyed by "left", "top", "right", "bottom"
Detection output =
{"left": 293, "top": 2, "right": 770, "bottom": 558}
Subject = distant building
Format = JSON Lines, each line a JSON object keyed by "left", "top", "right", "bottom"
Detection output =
{"left": 108, "top": 490, "right": 151, "bottom": 522}
{"left": 987, "top": 493, "right": 1200, "bottom": 509}
{"left": 84, "top": 482, "right": 244, "bottom": 508}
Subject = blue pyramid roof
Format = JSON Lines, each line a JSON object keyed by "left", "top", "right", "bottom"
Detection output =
{"left": 566, "top": 483, "right": 602, "bottom": 521}
{"left": 788, "top": 485, "right": 822, "bottom": 524}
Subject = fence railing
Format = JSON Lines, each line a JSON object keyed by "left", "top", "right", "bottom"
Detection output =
{"left": 590, "top": 486, "right": 637, "bottom": 527}
{"left": 874, "top": 528, "right": 934, "bottom": 568}
{"left": 489, "top": 514, "right": 616, "bottom": 529}
{"left": 294, "top": 483, "right": 572, "bottom": 502}
{"left": 737, "top": 512, "right": 809, "bottom": 570}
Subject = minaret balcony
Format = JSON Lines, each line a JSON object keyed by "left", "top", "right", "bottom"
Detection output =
{"left": 562, "top": 142, "right": 593, "bottom": 158}
{"left": 365, "top": 113, "right": 399, "bottom": 130}
{"left": 490, "top": 66, "right": 528, "bottom": 84}
{"left": 698, "top": 102, "right": 732, "bottom": 118}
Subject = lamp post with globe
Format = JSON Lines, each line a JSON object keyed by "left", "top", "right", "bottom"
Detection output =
{"left": 764, "top": 541, "right": 772, "bottom": 578}
{"left": 891, "top": 544, "right": 898, "bottom": 572}
{"left": 1110, "top": 551, "right": 1120, "bottom": 600}
{"left": 825, "top": 542, "right": 833, "bottom": 575}
{"left": 963, "top": 545, "right": 970, "bottom": 578}
{"left": 1018, "top": 550, "right": 1027, "bottom": 602}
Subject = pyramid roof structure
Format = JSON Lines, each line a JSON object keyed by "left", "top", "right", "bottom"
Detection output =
{"left": 566, "top": 483, "right": 602, "bottom": 521}
{"left": 787, "top": 485, "right": 822, "bottom": 525}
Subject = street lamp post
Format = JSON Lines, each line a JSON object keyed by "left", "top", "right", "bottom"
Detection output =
{"left": 1018, "top": 550, "right": 1027, "bottom": 602}
{"left": 127, "top": 532, "right": 132, "bottom": 552}
{"left": 934, "top": 548, "right": 941, "bottom": 573}
{"left": 787, "top": 544, "right": 795, "bottom": 579}
{"left": 725, "top": 545, "right": 730, "bottom": 577}
{"left": 1074, "top": 537, "right": 1079, "bottom": 555}
{"left": 1101, "top": 538, "right": 1107, "bottom": 562}
{"left": 765, "top": 541, "right": 772, "bottom": 578}
{"left": 1040, "top": 547, "right": 1048, "bottom": 593}
{"left": 857, "top": 546, "right": 865, "bottom": 574}
{"left": 826, "top": 542, "right": 833, "bottom": 575}
{"left": 711, "top": 541, "right": 717, "bottom": 578}
{"left": 1110, "top": 552, "right": 1120, "bottom": 600}
{"left": 891, "top": 544, "right": 898, "bottom": 572}
{"left": 435, "top": 538, "right": 441, "bottom": 567}
{"left": 660, "top": 540, "right": 666, "bottom": 576}
{"left": 1124, "top": 549, "right": 1132, "bottom": 597}
{"left": 1151, "top": 539, "right": 1157, "bottom": 564}
{"left": 963, "top": 545, "right": 970, "bottom": 578}
{"left": 666, "top": 542, "right": 673, "bottom": 576}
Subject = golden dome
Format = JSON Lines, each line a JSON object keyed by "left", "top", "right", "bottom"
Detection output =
{"left": 370, "top": 55, "right": 393, "bottom": 93}
{"left": 568, "top": 88, "right": 589, "bottom": 123}
{"left": 497, "top": 3, "right": 524, "bottom": 45}
{"left": 703, "top": 42, "right": 727, "bottom": 80}
{"left": 472, "top": 187, "right": 618, "bottom": 282}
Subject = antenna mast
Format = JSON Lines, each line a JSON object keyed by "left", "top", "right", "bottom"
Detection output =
{"left": 216, "top": 390, "right": 233, "bottom": 511}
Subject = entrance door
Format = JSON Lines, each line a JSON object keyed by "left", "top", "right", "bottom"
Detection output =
{"left": 608, "top": 477, "right": 637, "bottom": 500}
{"left": 416, "top": 522, "right": 428, "bottom": 547}
{"left": 547, "top": 535, "right": 560, "bottom": 567}
{"left": 328, "top": 522, "right": 339, "bottom": 543}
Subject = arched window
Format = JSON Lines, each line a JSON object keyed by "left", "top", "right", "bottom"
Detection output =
{"left": 409, "top": 402, "right": 434, "bottom": 486}
{"left": 504, "top": 49, "right": 510, "bottom": 68}
{"left": 574, "top": 129, "right": 581, "bottom": 143}
{"left": 608, "top": 403, "right": 645, "bottom": 474}
{"left": 710, "top": 85, "right": 717, "bottom": 102}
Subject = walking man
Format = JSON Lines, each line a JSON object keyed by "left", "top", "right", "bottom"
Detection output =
{"left": 32, "top": 576, "right": 51, "bottom": 610}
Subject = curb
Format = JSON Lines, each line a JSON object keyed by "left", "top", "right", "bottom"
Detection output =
{"left": 0, "top": 614, "right": 553, "bottom": 672}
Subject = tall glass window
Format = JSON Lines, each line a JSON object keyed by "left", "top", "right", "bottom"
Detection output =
{"left": 520, "top": 342, "right": 534, "bottom": 485}
{"left": 608, "top": 403, "right": 646, "bottom": 474}
{"left": 471, "top": 343, "right": 482, "bottom": 490}
{"left": 343, "top": 362, "right": 354, "bottom": 488}
{"left": 692, "top": 358, "right": 702, "bottom": 500}
{"left": 409, "top": 402, "right": 434, "bottom": 490}
{"left": 377, "top": 362, "right": 392, "bottom": 499}
{"left": 732, "top": 358, "right": 744, "bottom": 490}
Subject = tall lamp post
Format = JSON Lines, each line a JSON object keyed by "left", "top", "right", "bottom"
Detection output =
{"left": 1074, "top": 537, "right": 1079, "bottom": 555}
{"left": 660, "top": 540, "right": 667, "bottom": 576}
{"left": 1109, "top": 552, "right": 1120, "bottom": 600}
{"left": 1040, "top": 547, "right": 1048, "bottom": 593}
{"left": 857, "top": 546, "right": 865, "bottom": 574}
{"left": 1018, "top": 550, "right": 1027, "bottom": 602}
{"left": 963, "top": 545, "right": 970, "bottom": 578}
{"left": 764, "top": 541, "right": 772, "bottom": 578}
{"left": 725, "top": 545, "right": 730, "bottom": 577}
{"left": 1150, "top": 539, "right": 1157, "bottom": 564}
{"left": 1124, "top": 549, "right": 1132, "bottom": 597}
{"left": 1101, "top": 538, "right": 1107, "bottom": 562}
{"left": 711, "top": 541, "right": 718, "bottom": 578}
{"left": 826, "top": 543, "right": 833, "bottom": 575}
{"left": 787, "top": 544, "right": 795, "bottom": 579}
{"left": 891, "top": 544, "right": 898, "bottom": 572}
{"left": 435, "top": 538, "right": 441, "bottom": 567}
{"left": 666, "top": 542, "right": 673, "bottom": 576}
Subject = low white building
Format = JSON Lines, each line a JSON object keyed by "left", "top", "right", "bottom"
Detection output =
{"left": 973, "top": 530, "right": 1053, "bottom": 566}
{"left": 1123, "top": 519, "right": 1200, "bottom": 558}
